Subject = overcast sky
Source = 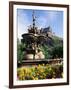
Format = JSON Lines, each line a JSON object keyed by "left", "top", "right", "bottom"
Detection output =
{"left": 17, "top": 9, "right": 63, "bottom": 39}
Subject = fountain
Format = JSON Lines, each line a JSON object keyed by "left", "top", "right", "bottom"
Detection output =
{"left": 21, "top": 11, "right": 47, "bottom": 60}
{"left": 17, "top": 10, "right": 54, "bottom": 66}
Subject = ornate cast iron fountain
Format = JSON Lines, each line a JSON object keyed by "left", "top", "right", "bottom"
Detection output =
{"left": 21, "top": 11, "right": 48, "bottom": 60}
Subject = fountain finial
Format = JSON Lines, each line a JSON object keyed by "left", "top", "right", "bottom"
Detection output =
{"left": 32, "top": 10, "right": 36, "bottom": 34}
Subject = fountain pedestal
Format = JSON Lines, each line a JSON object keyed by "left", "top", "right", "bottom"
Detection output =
{"left": 24, "top": 49, "right": 45, "bottom": 60}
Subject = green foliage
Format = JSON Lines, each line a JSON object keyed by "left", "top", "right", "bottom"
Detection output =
{"left": 38, "top": 35, "right": 63, "bottom": 59}
{"left": 40, "top": 45, "right": 52, "bottom": 59}
{"left": 51, "top": 44, "right": 63, "bottom": 58}
{"left": 40, "top": 45, "right": 48, "bottom": 59}
{"left": 17, "top": 39, "right": 26, "bottom": 62}
{"left": 52, "top": 36, "right": 62, "bottom": 46}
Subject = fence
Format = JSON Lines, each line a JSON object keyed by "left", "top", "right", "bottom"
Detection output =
{"left": 18, "top": 58, "right": 63, "bottom": 67}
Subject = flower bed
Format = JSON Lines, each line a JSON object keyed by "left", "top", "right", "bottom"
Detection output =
{"left": 17, "top": 64, "right": 63, "bottom": 80}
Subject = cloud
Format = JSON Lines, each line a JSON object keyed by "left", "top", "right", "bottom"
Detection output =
{"left": 37, "top": 16, "right": 48, "bottom": 28}
{"left": 45, "top": 11, "right": 59, "bottom": 21}
{"left": 36, "top": 10, "right": 60, "bottom": 28}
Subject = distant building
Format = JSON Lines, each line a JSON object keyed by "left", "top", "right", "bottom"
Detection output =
{"left": 40, "top": 26, "right": 53, "bottom": 38}
{"left": 28, "top": 25, "right": 53, "bottom": 38}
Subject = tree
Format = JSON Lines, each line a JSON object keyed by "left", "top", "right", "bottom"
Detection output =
{"left": 17, "top": 38, "right": 25, "bottom": 63}
{"left": 51, "top": 44, "right": 63, "bottom": 58}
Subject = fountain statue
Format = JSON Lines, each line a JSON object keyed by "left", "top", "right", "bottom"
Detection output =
{"left": 21, "top": 11, "right": 48, "bottom": 60}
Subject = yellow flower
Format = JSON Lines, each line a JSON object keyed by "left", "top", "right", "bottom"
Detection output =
{"left": 35, "top": 77, "right": 38, "bottom": 80}
{"left": 31, "top": 76, "right": 35, "bottom": 79}
{"left": 38, "top": 64, "right": 41, "bottom": 67}
{"left": 42, "top": 64, "right": 45, "bottom": 66}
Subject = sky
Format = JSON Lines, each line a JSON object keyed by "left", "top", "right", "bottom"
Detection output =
{"left": 17, "top": 9, "right": 63, "bottom": 39}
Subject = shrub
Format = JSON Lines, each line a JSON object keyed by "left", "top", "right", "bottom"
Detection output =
{"left": 17, "top": 64, "right": 63, "bottom": 80}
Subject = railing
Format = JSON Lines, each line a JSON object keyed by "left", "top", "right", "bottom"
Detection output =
{"left": 18, "top": 58, "right": 63, "bottom": 67}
